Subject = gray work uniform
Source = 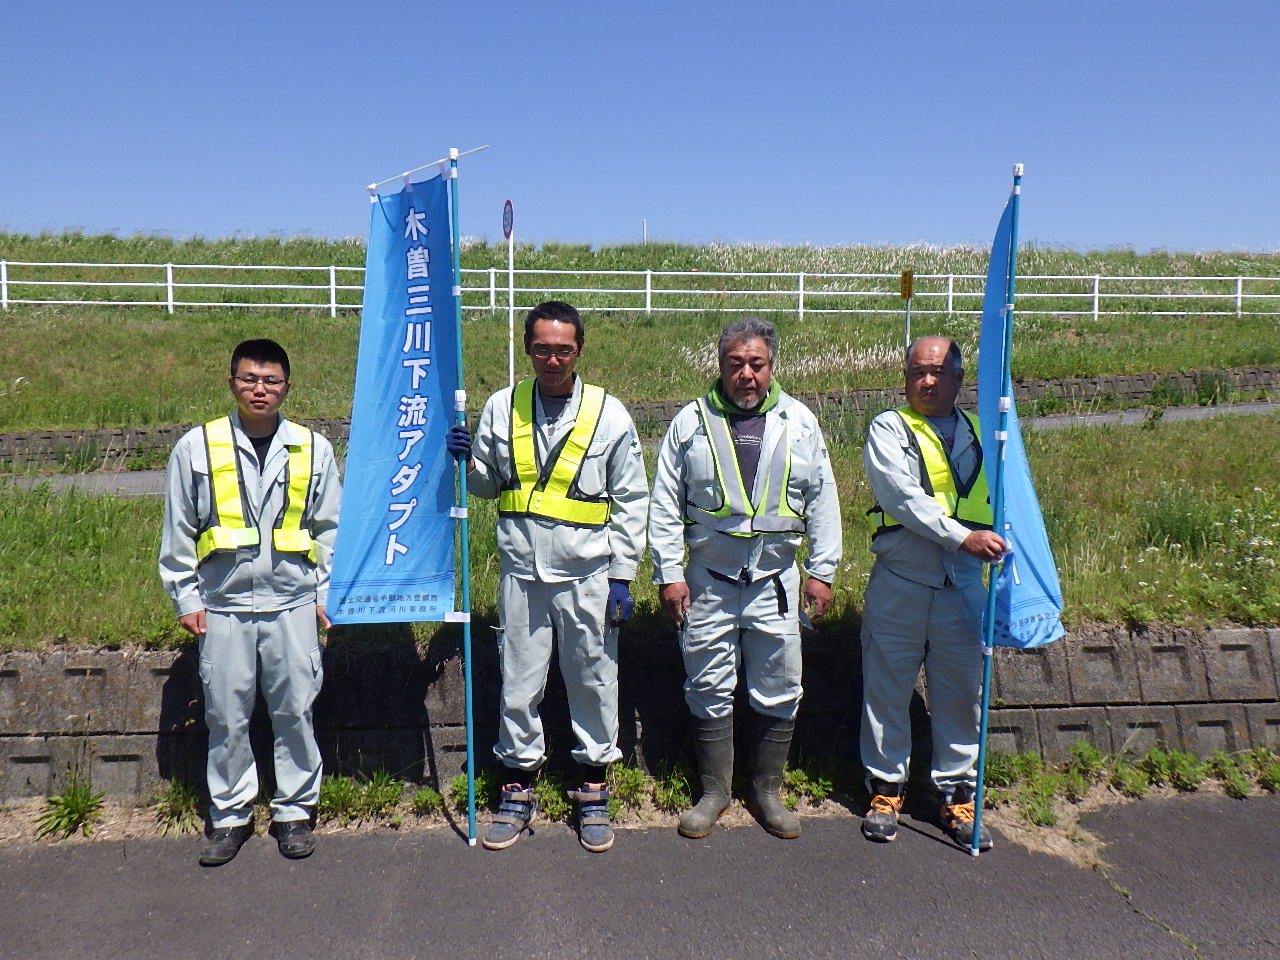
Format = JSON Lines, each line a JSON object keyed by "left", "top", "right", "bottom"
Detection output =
{"left": 649, "top": 388, "right": 842, "bottom": 719}
{"left": 159, "top": 411, "right": 342, "bottom": 826}
{"left": 467, "top": 377, "right": 648, "bottom": 771}
{"left": 860, "top": 407, "right": 987, "bottom": 794}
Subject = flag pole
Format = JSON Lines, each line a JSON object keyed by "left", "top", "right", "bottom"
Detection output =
{"left": 972, "top": 162, "right": 1023, "bottom": 856}
{"left": 447, "top": 147, "right": 478, "bottom": 846}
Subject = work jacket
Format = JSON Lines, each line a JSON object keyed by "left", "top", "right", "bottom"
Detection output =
{"left": 159, "top": 411, "right": 342, "bottom": 615}
{"left": 467, "top": 376, "right": 649, "bottom": 583}
{"left": 649, "top": 384, "right": 841, "bottom": 586}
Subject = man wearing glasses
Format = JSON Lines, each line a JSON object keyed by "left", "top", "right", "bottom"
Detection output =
{"left": 159, "top": 339, "right": 342, "bottom": 865}
{"left": 446, "top": 301, "right": 648, "bottom": 852}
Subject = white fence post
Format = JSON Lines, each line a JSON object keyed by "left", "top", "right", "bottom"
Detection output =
{"left": 797, "top": 273, "right": 805, "bottom": 321}
{"left": 1236, "top": 276, "right": 1243, "bottom": 318}
{"left": 1092, "top": 275, "right": 1101, "bottom": 322}
{"left": 644, "top": 270, "right": 652, "bottom": 313}
{"left": 165, "top": 263, "right": 175, "bottom": 314}
{"left": 329, "top": 265, "right": 338, "bottom": 318}
{"left": 488, "top": 266, "right": 496, "bottom": 309}
{"left": 945, "top": 274, "right": 954, "bottom": 315}
{"left": 0, "top": 260, "right": 8, "bottom": 310}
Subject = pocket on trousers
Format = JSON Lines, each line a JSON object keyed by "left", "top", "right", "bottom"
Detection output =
{"left": 309, "top": 645, "right": 324, "bottom": 685}
{"left": 198, "top": 656, "right": 214, "bottom": 687}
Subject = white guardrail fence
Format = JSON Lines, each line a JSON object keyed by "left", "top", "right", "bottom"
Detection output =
{"left": 1, "top": 260, "right": 1279, "bottom": 321}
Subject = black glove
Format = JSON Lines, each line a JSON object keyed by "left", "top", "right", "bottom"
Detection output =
{"left": 445, "top": 424, "right": 472, "bottom": 459}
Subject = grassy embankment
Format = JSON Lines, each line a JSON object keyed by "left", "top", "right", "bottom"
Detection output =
{"left": 0, "top": 233, "right": 1277, "bottom": 648}
{"left": 2, "top": 412, "right": 1277, "bottom": 650}
{"left": 1, "top": 233, "right": 1278, "bottom": 431}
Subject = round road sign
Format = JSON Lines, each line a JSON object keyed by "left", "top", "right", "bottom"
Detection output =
{"left": 502, "top": 200, "right": 513, "bottom": 239}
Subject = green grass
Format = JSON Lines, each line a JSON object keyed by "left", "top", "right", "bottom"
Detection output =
{"left": 36, "top": 775, "right": 106, "bottom": 839}
{"left": 1, "top": 234, "right": 1277, "bottom": 431}
{"left": 1, "top": 411, "right": 1278, "bottom": 651}
{"left": 983, "top": 742, "right": 1280, "bottom": 827}
{"left": 0, "top": 303, "right": 1274, "bottom": 432}
{"left": 153, "top": 778, "right": 202, "bottom": 835}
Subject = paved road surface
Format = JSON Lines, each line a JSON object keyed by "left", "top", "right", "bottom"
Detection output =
{"left": 2, "top": 795, "right": 1276, "bottom": 960}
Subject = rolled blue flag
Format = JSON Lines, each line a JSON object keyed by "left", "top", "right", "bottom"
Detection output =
{"left": 976, "top": 197, "right": 1065, "bottom": 648}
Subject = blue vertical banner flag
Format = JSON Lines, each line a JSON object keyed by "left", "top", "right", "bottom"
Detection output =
{"left": 976, "top": 175, "right": 1065, "bottom": 648}
{"left": 329, "top": 175, "right": 459, "bottom": 624}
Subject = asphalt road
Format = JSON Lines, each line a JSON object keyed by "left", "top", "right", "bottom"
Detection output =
{"left": 2, "top": 795, "right": 1276, "bottom": 960}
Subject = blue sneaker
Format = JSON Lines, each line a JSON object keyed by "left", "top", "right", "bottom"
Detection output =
{"left": 569, "top": 783, "right": 614, "bottom": 853}
{"left": 482, "top": 784, "right": 536, "bottom": 850}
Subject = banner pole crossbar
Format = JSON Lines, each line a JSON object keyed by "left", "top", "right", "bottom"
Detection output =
{"left": 366, "top": 145, "right": 491, "bottom": 192}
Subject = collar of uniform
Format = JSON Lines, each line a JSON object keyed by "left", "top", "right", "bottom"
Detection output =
{"left": 707, "top": 378, "right": 780, "bottom": 416}
{"left": 534, "top": 373, "right": 581, "bottom": 422}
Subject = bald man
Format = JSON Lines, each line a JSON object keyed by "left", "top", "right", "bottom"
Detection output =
{"left": 859, "top": 336, "right": 1005, "bottom": 852}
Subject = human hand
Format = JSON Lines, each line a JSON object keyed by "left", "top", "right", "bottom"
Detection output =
{"left": 659, "top": 582, "right": 690, "bottom": 624}
{"left": 606, "top": 580, "right": 634, "bottom": 624}
{"left": 178, "top": 610, "right": 206, "bottom": 636}
{"left": 960, "top": 530, "right": 1007, "bottom": 562}
{"left": 803, "top": 578, "right": 832, "bottom": 621}
{"left": 445, "top": 424, "right": 472, "bottom": 459}
{"left": 317, "top": 605, "right": 331, "bottom": 629}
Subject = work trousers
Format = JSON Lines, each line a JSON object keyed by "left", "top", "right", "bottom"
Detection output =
{"left": 859, "top": 563, "right": 985, "bottom": 794}
{"left": 199, "top": 605, "right": 324, "bottom": 827}
{"left": 493, "top": 571, "right": 621, "bottom": 772}
{"left": 679, "top": 563, "right": 803, "bottom": 720}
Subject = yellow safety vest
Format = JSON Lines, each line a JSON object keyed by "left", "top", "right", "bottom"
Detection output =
{"left": 196, "top": 416, "right": 317, "bottom": 562}
{"left": 686, "top": 393, "right": 805, "bottom": 537}
{"left": 497, "top": 379, "right": 610, "bottom": 528}
{"left": 866, "top": 406, "right": 993, "bottom": 538}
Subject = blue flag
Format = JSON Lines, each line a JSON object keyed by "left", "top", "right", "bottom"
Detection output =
{"left": 329, "top": 176, "right": 459, "bottom": 624}
{"left": 976, "top": 197, "right": 1065, "bottom": 647}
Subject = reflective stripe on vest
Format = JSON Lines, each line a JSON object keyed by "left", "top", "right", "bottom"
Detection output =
{"left": 686, "top": 395, "right": 805, "bottom": 537}
{"left": 865, "top": 406, "right": 993, "bottom": 538}
{"left": 196, "top": 416, "right": 317, "bottom": 562}
{"left": 497, "top": 379, "right": 610, "bottom": 528}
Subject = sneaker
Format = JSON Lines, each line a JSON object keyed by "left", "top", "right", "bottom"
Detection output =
{"left": 274, "top": 819, "right": 315, "bottom": 859}
{"left": 861, "top": 787, "right": 904, "bottom": 843}
{"left": 482, "top": 784, "right": 536, "bottom": 851}
{"left": 199, "top": 823, "right": 254, "bottom": 866}
{"left": 940, "top": 786, "right": 993, "bottom": 851}
{"left": 569, "top": 783, "right": 614, "bottom": 853}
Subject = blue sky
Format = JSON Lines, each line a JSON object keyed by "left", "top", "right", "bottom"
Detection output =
{"left": 2, "top": 0, "right": 1277, "bottom": 251}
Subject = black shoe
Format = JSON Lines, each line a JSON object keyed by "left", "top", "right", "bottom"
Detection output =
{"left": 275, "top": 819, "right": 316, "bottom": 859}
{"left": 199, "top": 824, "right": 254, "bottom": 866}
{"left": 939, "top": 785, "right": 993, "bottom": 852}
{"left": 861, "top": 778, "right": 904, "bottom": 843}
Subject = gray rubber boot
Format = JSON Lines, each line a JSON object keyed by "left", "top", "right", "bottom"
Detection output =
{"left": 747, "top": 713, "right": 801, "bottom": 839}
{"left": 677, "top": 715, "right": 734, "bottom": 839}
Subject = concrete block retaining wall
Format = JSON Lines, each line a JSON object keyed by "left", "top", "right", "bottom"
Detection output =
{"left": 1, "top": 624, "right": 1277, "bottom": 804}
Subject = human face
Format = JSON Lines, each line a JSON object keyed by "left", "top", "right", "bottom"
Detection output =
{"left": 229, "top": 358, "right": 290, "bottom": 426}
{"left": 719, "top": 337, "right": 773, "bottom": 410}
{"left": 904, "top": 338, "right": 961, "bottom": 418}
{"left": 527, "top": 318, "right": 581, "bottom": 397}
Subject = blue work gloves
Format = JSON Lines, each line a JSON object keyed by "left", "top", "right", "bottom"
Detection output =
{"left": 607, "top": 579, "right": 634, "bottom": 625}
{"left": 445, "top": 423, "right": 472, "bottom": 459}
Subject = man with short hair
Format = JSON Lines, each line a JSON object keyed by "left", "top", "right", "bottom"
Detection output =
{"left": 159, "top": 338, "right": 342, "bottom": 865}
{"left": 649, "top": 318, "right": 841, "bottom": 840}
{"left": 859, "top": 335, "right": 1006, "bottom": 851}
{"left": 446, "top": 301, "right": 648, "bottom": 852}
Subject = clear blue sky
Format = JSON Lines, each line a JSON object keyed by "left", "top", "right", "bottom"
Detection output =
{"left": 2, "top": 0, "right": 1277, "bottom": 251}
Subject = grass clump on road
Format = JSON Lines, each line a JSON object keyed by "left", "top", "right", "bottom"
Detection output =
{"left": 36, "top": 774, "right": 106, "bottom": 839}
